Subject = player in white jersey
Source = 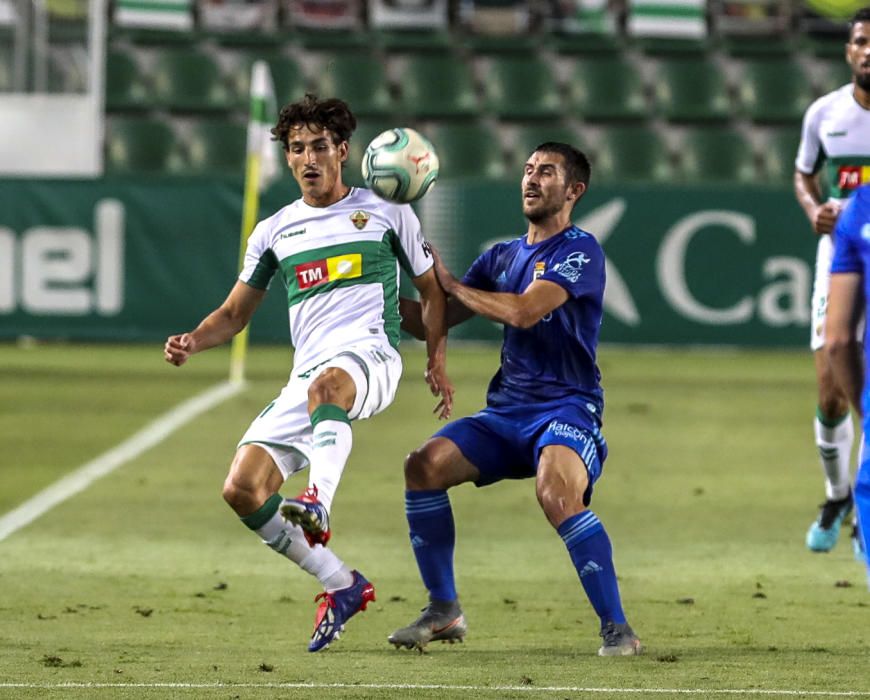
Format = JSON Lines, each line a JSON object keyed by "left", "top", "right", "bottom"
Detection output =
{"left": 795, "top": 6, "right": 870, "bottom": 553}
{"left": 164, "top": 94, "right": 453, "bottom": 652}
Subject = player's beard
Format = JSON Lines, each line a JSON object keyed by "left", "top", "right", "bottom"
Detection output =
{"left": 524, "top": 198, "right": 562, "bottom": 223}
{"left": 856, "top": 71, "right": 870, "bottom": 92}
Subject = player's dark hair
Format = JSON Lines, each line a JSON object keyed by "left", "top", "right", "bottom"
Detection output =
{"left": 534, "top": 142, "right": 591, "bottom": 188}
{"left": 849, "top": 6, "right": 870, "bottom": 34}
{"left": 271, "top": 93, "right": 357, "bottom": 151}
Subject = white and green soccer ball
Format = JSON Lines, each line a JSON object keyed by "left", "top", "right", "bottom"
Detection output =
{"left": 361, "top": 127, "right": 440, "bottom": 204}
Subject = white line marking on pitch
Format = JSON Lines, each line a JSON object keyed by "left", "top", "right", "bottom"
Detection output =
{"left": 0, "top": 380, "right": 244, "bottom": 542}
{"left": 0, "top": 683, "right": 867, "bottom": 696}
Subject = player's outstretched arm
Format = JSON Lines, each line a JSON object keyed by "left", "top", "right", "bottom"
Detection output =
{"left": 164, "top": 281, "right": 266, "bottom": 367}
{"left": 827, "top": 271, "right": 865, "bottom": 415}
{"left": 398, "top": 296, "right": 473, "bottom": 340}
{"left": 412, "top": 267, "right": 454, "bottom": 420}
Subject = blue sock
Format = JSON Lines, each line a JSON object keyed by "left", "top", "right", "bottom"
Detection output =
{"left": 558, "top": 510, "right": 626, "bottom": 626}
{"left": 405, "top": 490, "right": 457, "bottom": 602}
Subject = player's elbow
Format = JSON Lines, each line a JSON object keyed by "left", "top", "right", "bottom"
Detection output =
{"left": 508, "top": 305, "right": 542, "bottom": 329}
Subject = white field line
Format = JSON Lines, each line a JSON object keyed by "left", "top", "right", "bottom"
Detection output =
{"left": 0, "top": 684, "right": 867, "bottom": 696}
{"left": 0, "top": 381, "right": 244, "bottom": 542}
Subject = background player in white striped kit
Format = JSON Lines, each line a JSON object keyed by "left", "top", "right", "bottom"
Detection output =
{"left": 164, "top": 94, "right": 453, "bottom": 652}
{"left": 794, "top": 7, "right": 870, "bottom": 554}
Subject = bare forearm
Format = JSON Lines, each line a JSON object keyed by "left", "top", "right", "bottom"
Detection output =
{"left": 188, "top": 305, "right": 249, "bottom": 353}
{"left": 794, "top": 171, "right": 822, "bottom": 222}
{"left": 449, "top": 282, "right": 532, "bottom": 328}
{"left": 400, "top": 296, "right": 473, "bottom": 340}
{"left": 420, "top": 292, "right": 448, "bottom": 368}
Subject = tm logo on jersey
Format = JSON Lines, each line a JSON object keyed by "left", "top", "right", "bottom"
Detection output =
{"left": 837, "top": 166, "right": 870, "bottom": 191}
{"left": 553, "top": 252, "right": 591, "bottom": 283}
{"left": 295, "top": 254, "right": 362, "bottom": 289}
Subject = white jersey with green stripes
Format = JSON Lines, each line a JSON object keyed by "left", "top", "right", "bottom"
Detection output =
{"left": 240, "top": 187, "right": 432, "bottom": 372}
{"left": 796, "top": 83, "right": 870, "bottom": 203}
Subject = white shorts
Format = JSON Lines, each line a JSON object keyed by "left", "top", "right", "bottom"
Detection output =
{"left": 237, "top": 341, "right": 403, "bottom": 479}
{"left": 810, "top": 234, "right": 833, "bottom": 351}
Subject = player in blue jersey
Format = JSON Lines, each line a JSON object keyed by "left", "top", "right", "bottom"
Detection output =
{"left": 826, "top": 182, "right": 870, "bottom": 582}
{"left": 389, "top": 142, "right": 642, "bottom": 656}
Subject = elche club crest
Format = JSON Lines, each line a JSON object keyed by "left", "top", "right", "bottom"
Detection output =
{"left": 350, "top": 210, "right": 370, "bottom": 230}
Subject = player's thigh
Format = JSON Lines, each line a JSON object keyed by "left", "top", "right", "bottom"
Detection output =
{"left": 406, "top": 436, "right": 480, "bottom": 490}
{"left": 536, "top": 445, "right": 589, "bottom": 506}
{"left": 321, "top": 343, "right": 403, "bottom": 421}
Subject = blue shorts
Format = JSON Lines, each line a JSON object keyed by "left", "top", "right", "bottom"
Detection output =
{"left": 435, "top": 399, "right": 608, "bottom": 505}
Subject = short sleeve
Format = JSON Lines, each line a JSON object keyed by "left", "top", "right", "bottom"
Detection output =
{"left": 239, "top": 220, "right": 279, "bottom": 290}
{"left": 795, "top": 98, "right": 824, "bottom": 176}
{"left": 540, "top": 236, "right": 605, "bottom": 299}
{"left": 389, "top": 204, "right": 433, "bottom": 279}
{"left": 831, "top": 192, "right": 864, "bottom": 275}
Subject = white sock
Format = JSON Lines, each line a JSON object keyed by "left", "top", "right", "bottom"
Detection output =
{"left": 308, "top": 406, "right": 353, "bottom": 514}
{"left": 255, "top": 509, "right": 353, "bottom": 591}
{"left": 814, "top": 412, "right": 854, "bottom": 500}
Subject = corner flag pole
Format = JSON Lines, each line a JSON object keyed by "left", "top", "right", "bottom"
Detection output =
{"left": 229, "top": 61, "right": 278, "bottom": 385}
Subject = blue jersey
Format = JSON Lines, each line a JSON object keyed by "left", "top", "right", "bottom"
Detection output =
{"left": 462, "top": 224, "right": 605, "bottom": 415}
{"left": 831, "top": 183, "right": 870, "bottom": 422}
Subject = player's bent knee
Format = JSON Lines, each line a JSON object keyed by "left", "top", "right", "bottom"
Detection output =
{"left": 404, "top": 447, "right": 445, "bottom": 490}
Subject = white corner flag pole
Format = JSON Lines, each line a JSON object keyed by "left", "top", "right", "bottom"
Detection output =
{"left": 229, "top": 60, "right": 279, "bottom": 385}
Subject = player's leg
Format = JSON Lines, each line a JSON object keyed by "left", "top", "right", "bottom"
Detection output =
{"left": 536, "top": 436, "right": 641, "bottom": 656}
{"left": 854, "top": 439, "right": 870, "bottom": 579}
{"left": 282, "top": 346, "right": 401, "bottom": 546}
{"left": 388, "top": 436, "right": 478, "bottom": 650}
{"left": 808, "top": 236, "right": 855, "bottom": 552}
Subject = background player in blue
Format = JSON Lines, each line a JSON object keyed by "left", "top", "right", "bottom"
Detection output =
{"left": 391, "top": 142, "right": 642, "bottom": 656}
{"left": 826, "top": 182, "right": 870, "bottom": 583}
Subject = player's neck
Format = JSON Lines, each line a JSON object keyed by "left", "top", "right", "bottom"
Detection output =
{"left": 526, "top": 215, "right": 571, "bottom": 244}
{"left": 853, "top": 83, "right": 870, "bottom": 110}
{"left": 303, "top": 183, "right": 352, "bottom": 208}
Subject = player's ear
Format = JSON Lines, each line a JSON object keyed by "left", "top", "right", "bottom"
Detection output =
{"left": 568, "top": 181, "right": 586, "bottom": 202}
{"left": 338, "top": 140, "right": 349, "bottom": 163}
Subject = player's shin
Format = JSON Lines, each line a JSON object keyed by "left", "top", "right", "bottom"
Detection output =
{"left": 240, "top": 493, "right": 353, "bottom": 591}
{"left": 406, "top": 490, "right": 458, "bottom": 601}
{"left": 558, "top": 511, "right": 627, "bottom": 626}
{"left": 815, "top": 409, "right": 854, "bottom": 499}
{"left": 307, "top": 404, "right": 353, "bottom": 512}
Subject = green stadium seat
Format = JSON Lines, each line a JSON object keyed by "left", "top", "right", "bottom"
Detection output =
{"left": 105, "top": 48, "right": 150, "bottom": 111}
{"left": 0, "top": 41, "right": 11, "bottom": 92}
{"left": 185, "top": 119, "right": 249, "bottom": 174}
{"left": 314, "top": 50, "right": 394, "bottom": 118}
{"left": 590, "top": 125, "right": 673, "bottom": 183}
{"left": 552, "top": 32, "right": 623, "bottom": 55}
{"left": 345, "top": 120, "right": 394, "bottom": 187}
{"left": 737, "top": 58, "right": 814, "bottom": 123}
{"left": 230, "top": 53, "right": 307, "bottom": 111}
{"left": 568, "top": 56, "right": 647, "bottom": 121}
{"left": 482, "top": 54, "right": 562, "bottom": 120}
{"left": 151, "top": 48, "right": 235, "bottom": 113}
{"left": 398, "top": 53, "right": 478, "bottom": 119}
{"left": 654, "top": 57, "right": 732, "bottom": 122}
{"left": 424, "top": 121, "right": 506, "bottom": 179}
{"left": 759, "top": 127, "right": 800, "bottom": 183}
{"left": 105, "top": 117, "right": 186, "bottom": 174}
{"left": 677, "top": 127, "right": 759, "bottom": 183}
{"left": 510, "top": 123, "right": 581, "bottom": 170}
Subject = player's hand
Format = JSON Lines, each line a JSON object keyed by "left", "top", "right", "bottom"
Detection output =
{"left": 430, "top": 246, "right": 457, "bottom": 295}
{"left": 164, "top": 333, "right": 195, "bottom": 367}
{"left": 424, "top": 363, "right": 454, "bottom": 420}
{"left": 812, "top": 202, "right": 841, "bottom": 235}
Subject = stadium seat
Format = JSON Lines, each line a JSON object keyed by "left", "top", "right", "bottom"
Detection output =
{"left": 345, "top": 120, "right": 394, "bottom": 187}
{"left": 398, "top": 53, "right": 478, "bottom": 119}
{"left": 482, "top": 54, "right": 562, "bottom": 120}
{"left": 185, "top": 119, "right": 249, "bottom": 174}
{"left": 737, "top": 58, "right": 814, "bottom": 123}
{"left": 510, "top": 123, "right": 581, "bottom": 170}
{"left": 105, "top": 116, "right": 186, "bottom": 174}
{"left": 568, "top": 56, "right": 647, "bottom": 121}
{"left": 231, "top": 52, "right": 307, "bottom": 109}
{"left": 654, "top": 57, "right": 732, "bottom": 122}
{"left": 759, "top": 127, "right": 800, "bottom": 183}
{"left": 424, "top": 121, "right": 506, "bottom": 179}
{"left": 314, "top": 50, "right": 394, "bottom": 118}
{"left": 151, "top": 47, "right": 235, "bottom": 113}
{"left": 0, "top": 41, "right": 11, "bottom": 92}
{"left": 676, "top": 127, "right": 759, "bottom": 183}
{"left": 590, "top": 125, "right": 673, "bottom": 183}
{"left": 105, "top": 48, "right": 151, "bottom": 111}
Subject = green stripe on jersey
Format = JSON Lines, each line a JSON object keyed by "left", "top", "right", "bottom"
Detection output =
{"left": 246, "top": 249, "right": 279, "bottom": 289}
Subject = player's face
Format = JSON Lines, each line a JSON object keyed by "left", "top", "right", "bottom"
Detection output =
{"left": 521, "top": 152, "right": 573, "bottom": 223}
{"left": 285, "top": 124, "right": 349, "bottom": 206}
{"left": 847, "top": 21, "right": 870, "bottom": 91}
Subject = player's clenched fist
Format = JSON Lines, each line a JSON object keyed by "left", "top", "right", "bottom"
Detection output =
{"left": 164, "top": 333, "right": 195, "bottom": 366}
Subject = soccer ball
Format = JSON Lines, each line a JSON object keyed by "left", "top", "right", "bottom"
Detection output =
{"left": 361, "top": 127, "right": 439, "bottom": 204}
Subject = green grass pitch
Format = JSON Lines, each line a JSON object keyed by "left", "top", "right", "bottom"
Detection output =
{"left": 0, "top": 342, "right": 868, "bottom": 700}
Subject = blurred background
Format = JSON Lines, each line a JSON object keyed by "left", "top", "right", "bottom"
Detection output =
{"left": 0, "top": 0, "right": 863, "bottom": 348}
